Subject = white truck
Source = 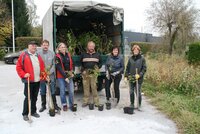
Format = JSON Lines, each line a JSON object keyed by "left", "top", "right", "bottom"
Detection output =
{"left": 42, "top": 1, "right": 124, "bottom": 91}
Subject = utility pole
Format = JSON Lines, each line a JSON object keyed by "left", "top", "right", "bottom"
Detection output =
{"left": 11, "top": 0, "right": 15, "bottom": 52}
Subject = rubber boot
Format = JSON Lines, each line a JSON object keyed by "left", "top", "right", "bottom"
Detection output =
{"left": 52, "top": 95, "right": 61, "bottom": 111}
{"left": 39, "top": 95, "right": 46, "bottom": 112}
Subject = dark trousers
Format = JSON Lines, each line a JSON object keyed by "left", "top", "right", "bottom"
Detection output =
{"left": 22, "top": 82, "right": 40, "bottom": 116}
{"left": 129, "top": 82, "right": 142, "bottom": 106}
{"left": 105, "top": 74, "right": 122, "bottom": 101}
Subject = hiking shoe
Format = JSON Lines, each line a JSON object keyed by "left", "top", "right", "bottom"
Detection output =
{"left": 82, "top": 103, "right": 88, "bottom": 107}
{"left": 23, "top": 115, "right": 29, "bottom": 121}
{"left": 39, "top": 106, "right": 46, "bottom": 112}
{"left": 31, "top": 113, "right": 40, "bottom": 118}
{"left": 63, "top": 105, "right": 68, "bottom": 111}
{"left": 55, "top": 105, "right": 61, "bottom": 111}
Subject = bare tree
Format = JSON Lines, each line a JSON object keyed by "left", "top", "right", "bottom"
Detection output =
{"left": 147, "top": 0, "right": 199, "bottom": 55}
{"left": 27, "top": 0, "right": 39, "bottom": 27}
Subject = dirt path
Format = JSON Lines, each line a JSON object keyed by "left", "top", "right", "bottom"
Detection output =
{"left": 0, "top": 64, "right": 177, "bottom": 134}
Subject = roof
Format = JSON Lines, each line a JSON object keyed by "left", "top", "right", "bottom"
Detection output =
{"left": 53, "top": 1, "right": 124, "bottom": 25}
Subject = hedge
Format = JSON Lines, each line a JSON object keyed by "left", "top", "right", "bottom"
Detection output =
{"left": 187, "top": 42, "right": 200, "bottom": 65}
{"left": 0, "top": 48, "right": 6, "bottom": 60}
{"left": 130, "top": 42, "right": 168, "bottom": 54}
{"left": 16, "top": 37, "right": 42, "bottom": 50}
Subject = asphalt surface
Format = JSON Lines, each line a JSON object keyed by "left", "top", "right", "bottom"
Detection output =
{"left": 0, "top": 62, "right": 177, "bottom": 134}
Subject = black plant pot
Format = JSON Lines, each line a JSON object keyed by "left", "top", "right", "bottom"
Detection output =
{"left": 123, "top": 107, "right": 129, "bottom": 114}
{"left": 89, "top": 103, "right": 94, "bottom": 110}
{"left": 72, "top": 104, "right": 77, "bottom": 112}
{"left": 127, "top": 107, "right": 134, "bottom": 115}
{"left": 106, "top": 102, "right": 111, "bottom": 110}
{"left": 49, "top": 109, "right": 55, "bottom": 117}
{"left": 98, "top": 104, "right": 104, "bottom": 111}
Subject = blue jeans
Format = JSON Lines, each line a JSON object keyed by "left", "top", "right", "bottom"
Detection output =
{"left": 57, "top": 78, "right": 74, "bottom": 108}
{"left": 40, "top": 81, "right": 55, "bottom": 95}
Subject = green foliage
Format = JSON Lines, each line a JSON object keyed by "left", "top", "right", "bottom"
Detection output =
{"left": 146, "top": 54, "right": 200, "bottom": 96}
{"left": 144, "top": 54, "right": 200, "bottom": 133}
{"left": 87, "top": 65, "right": 100, "bottom": 80}
{"left": 143, "top": 82, "right": 200, "bottom": 134}
{"left": 130, "top": 42, "right": 152, "bottom": 54}
{"left": 130, "top": 42, "right": 168, "bottom": 55}
{"left": 186, "top": 42, "right": 200, "bottom": 65}
{"left": 66, "top": 30, "right": 78, "bottom": 55}
{"left": 77, "top": 32, "right": 101, "bottom": 52}
{"left": 57, "top": 29, "right": 113, "bottom": 55}
{"left": 0, "top": 1, "right": 12, "bottom": 46}
{"left": 30, "top": 25, "right": 42, "bottom": 37}
{"left": 16, "top": 37, "right": 42, "bottom": 50}
{"left": 0, "top": 48, "right": 6, "bottom": 60}
{"left": 57, "top": 29, "right": 78, "bottom": 54}
{"left": 3, "top": 0, "right": 31, "bottom": 37}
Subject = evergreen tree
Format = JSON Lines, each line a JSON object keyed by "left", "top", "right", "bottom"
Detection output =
{"left": 0, "top": 1, "right": 12, "bottom": 46}
{"left": 3, "top": 0, "right": 31, "bottom": 37}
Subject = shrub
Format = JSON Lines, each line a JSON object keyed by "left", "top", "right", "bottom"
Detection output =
{"left": 0, "top": 48, "right": 6, "bottom": 60}
{"left": 130, "top": 42, "right": 152, "bottom": 54}
{"left": 143, "top": 90, "right": 200, "bottom": 134}
{"left": 130, "top": 42, "right": 168, "bottom": 55}
{"left": 143, "top": 54, "right": 200, "bottom": 133}
{"left": 187, "top": 42, "right": 200, "bottom": 65}
{"left": 145, "top": 54, "right": 200, "bottom": 96}
{"left": 16, "top": 37, "right": 42, "bottom": 50}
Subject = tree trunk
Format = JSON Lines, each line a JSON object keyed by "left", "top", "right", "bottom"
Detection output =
{"left": 169, "top": 27, "right": 179, "bottom": 55}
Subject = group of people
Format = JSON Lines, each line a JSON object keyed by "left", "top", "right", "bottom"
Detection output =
{"left": 16, "top": 40, "right": 146, "bottom": 121}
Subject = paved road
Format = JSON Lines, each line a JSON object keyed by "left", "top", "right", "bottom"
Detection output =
{"left": 0, "top": 63, "right": 177, "bottom": 134}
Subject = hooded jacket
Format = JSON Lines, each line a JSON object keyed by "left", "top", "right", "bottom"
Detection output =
{"left": 125, "top": 54, "right": 147, "bottom": 84}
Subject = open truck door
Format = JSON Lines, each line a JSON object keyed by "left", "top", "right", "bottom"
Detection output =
{"left": 43, "top": 1, "right": 124, "bottom": 91}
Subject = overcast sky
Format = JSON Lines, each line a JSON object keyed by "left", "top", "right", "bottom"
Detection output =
{"left": 34, "top": 0, "right": 200, "bottom": 36}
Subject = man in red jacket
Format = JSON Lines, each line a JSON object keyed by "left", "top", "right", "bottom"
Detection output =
{"left": 16, "top": 41, "right": 45, "bottom": 121}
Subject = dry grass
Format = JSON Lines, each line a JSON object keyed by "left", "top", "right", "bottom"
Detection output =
{"left": 145, "top": 54, "right": 200, "bottom": 96}
{"left": 143, "top": 53, "right": 200, "bottom": 134}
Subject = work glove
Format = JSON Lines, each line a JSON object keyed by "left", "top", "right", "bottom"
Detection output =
{"left": 124, "top": 77, "right": 128, "bottom": 84}
{"left": 135, "top": 74, "right": 140, "bottom": 80}
{"left": 65, "top": 78, "right": 69, "bottom": 83}
{"left": 111, "top": 71, "right": 120, "bottom": 77}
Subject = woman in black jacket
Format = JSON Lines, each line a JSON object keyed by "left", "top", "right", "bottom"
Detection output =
{"left": 105, "top": 46, "right": 124, "bottom": 106}
{"left": 124, "top": 44, "right": 147, "bottom": 109}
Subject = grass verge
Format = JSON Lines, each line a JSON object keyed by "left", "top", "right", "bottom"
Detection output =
{"left": 143, "top": 82, "right": 200, "bottom": 134}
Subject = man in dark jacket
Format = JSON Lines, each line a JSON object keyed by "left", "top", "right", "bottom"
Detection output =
{"left": 124, "top": 44, "right": 147, "bottom": 109}
{"left": 80, "top": 41, "right": 102, "bottom": 107}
